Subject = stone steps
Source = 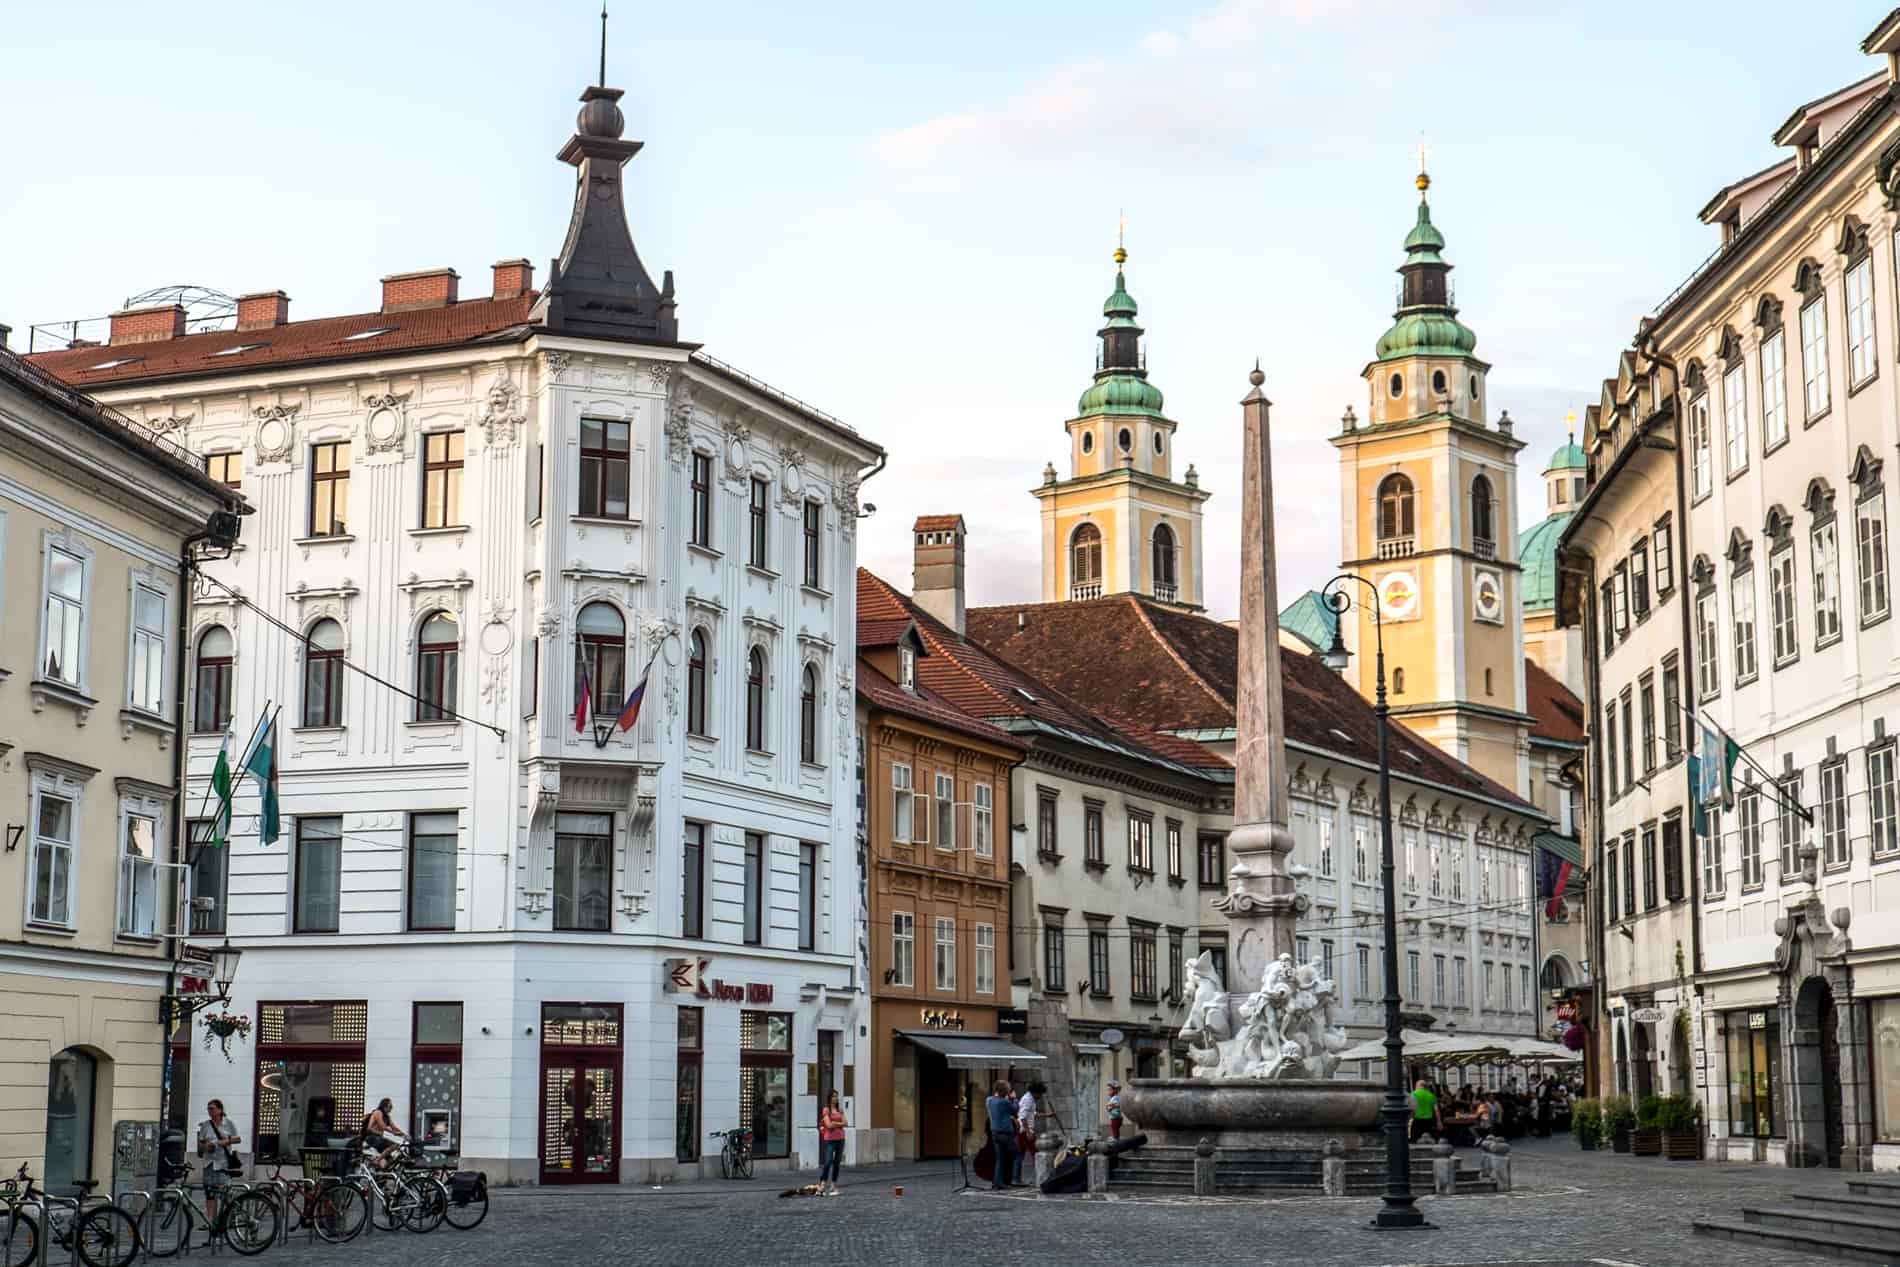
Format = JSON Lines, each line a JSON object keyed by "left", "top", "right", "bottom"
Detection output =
{"left": 1693, "top": 1182, "right": 1900, "bottom": 1262}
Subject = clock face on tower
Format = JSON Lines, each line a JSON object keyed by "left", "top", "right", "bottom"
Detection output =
{"left": 1473, "top": 568, "right": 1504, "bottom": 624}
{"left": 1377, "top": 570, "right": 1420, "bottom": 622}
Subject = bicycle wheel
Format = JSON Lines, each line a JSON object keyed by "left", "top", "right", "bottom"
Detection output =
{"left": 443, "top": 1180, "right": 488, "bottom": 1231}
{"left": 719, "top": 1140, "right": 733, "bottom": 1180}
{"left": 312, "top": 1181, "right": 368, "bottom": 1243}
{"left": 370, "top": 1179, "right": 408, "bottom": 1233}
{"left": 140, "top": 1192, "right": 191, "bottom": 1258}
{"left": 736, "top": 1143, "right": 753, "bottom": 1180}
{"left": 220, "top": 1190, "right": 280, "bottom": 1256}
{"left": 404, "top": 1179, "right": 447, "bottom": 1233}
{"left": 74, "top": 1205, "right": 139, "bottom": 1267}
{"left": 0, "top": 1208, "right": 38, "bottom": 1267}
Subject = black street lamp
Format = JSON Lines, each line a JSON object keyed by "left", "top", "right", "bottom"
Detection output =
{"left": 1322, "top": 573, "right": 1430, "bottom": 1231}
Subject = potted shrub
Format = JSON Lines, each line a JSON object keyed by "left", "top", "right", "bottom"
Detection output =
{"left": 1659, "top": 1094, "right": 1702, "bottom": 1160}
{"left": 1601, "top": 1095, "right": 1635, "bottom": 1153}
{"left": 1572, "top": 1097, "right": 1601, "bottom": 1151}
{"left": 1630, "top": 1094, "right": 1663, "bottom": 1156}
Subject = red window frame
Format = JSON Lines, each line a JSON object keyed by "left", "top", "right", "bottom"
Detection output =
{"left": 415, "top": 613, "right": 457, "bottom": 721}
{"left": 409, "top": 1002, "right": 464, "bottom": 1154}
{"left": 578, "top": 418, "right": 630, "bottom": 519}
{"left": 303, "top": 621, "right": 343, "bottom": 727}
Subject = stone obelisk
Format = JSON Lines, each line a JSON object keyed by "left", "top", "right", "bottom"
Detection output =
{"left": 1215, "top": 363, "right": 1301, "bottom": 996}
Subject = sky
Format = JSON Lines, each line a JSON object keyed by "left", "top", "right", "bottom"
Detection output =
{"left": 1, "top": 1, "right": 1881, "bottom": 618}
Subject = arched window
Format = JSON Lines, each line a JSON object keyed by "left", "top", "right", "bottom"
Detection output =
{"left": 302, "top": 619, "right": 345, "bottom": 727}
{"left": 415, "top": 611, "right": 458, "bottom": 721}
{"left": 800, "top": 664, "right": 819, "bottom": 764}
{"left": 42, "top": 1048, "right": 97, "bottom": 1197}
{"left": 1377, "top": 474, "right": 1415, "bottom": 541}
{"left": 1071, "top": 523, "right": 1103, "bottom": 597}
{"left": 745, "top": 647, "right": 767, "bottom": 751}
{"left": 1392, "top": 667, "right": 1406, "bottom": 696}
{"left": 574, "top": 603, "right": 625, "bottom": 723}
{"left": 1152, "top": 524, "right": 1177, "bottom": 595}
{"left": 1471, "top": 475, "right": 1495, "bottom": 548}
{"left": 194, "top": 626, "right": 234, "bottom": 733}
{"left": 687, "top": 631, "right": 709, "bottom": 736}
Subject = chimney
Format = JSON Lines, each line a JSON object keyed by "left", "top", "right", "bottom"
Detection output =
{"left": 380, "top": 268, "right": 460, "bottom": 312}
{"left": 109, "top": 304, "right": 185, "bottom": 345}
{"left": 491, "top": 258, "right": 534, "bottom": 300}
{"left": 912, "top": 515, "right": 967, "bottom": 637}
{"left": 235, "top": 291, "right": 290, "bottom": 331}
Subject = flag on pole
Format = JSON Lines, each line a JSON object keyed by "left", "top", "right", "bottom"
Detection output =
{"left": 1687, "top": 754, "right": 1708, "bottom": 839}
{"left": 1537, "top": 845, "right": 1574, "bottom": 920}
{"left": 574, "top": 656, "right": 592, "bottom": 734}
{"left": 209, "top": 735, "right": 235, "bottom": 848}
{"left": 244, "top": 710, "right": 281, "bottom": 846}
{"left": 616, "top": 653, "right": 658, "bottom": 733}
{"left": 1696, "top": 721, "right": 1740, "bottom": 809}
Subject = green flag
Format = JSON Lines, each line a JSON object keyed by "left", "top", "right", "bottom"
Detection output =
{"left": 209, "top": 737, "right": 234, "bottom": 848}
{"left": 244, "top": 714, "right": 280, "bottom": 845}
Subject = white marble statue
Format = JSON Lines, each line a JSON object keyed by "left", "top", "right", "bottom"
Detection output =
{"left": 1179, "top": 950, "right": 1348, "bottom": 1081}
{"left": 1180, "top": 951, "right": 1232, "bottom": 1077}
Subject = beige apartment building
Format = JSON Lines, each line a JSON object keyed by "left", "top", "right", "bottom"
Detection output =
{"left": 0, "top": 344, "right": 242, "bottom": 1193}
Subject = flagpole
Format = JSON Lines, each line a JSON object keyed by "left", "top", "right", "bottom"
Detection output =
{"left": 188, "top": 701, "right": 276, "bottom": 868}
{"left": 1671, "top": 698, "right": 1813, "bottom": 825}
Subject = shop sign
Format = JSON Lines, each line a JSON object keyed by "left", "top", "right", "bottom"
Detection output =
{"left": 663, "top": 957, "right": 773, "bottom": 1004}
{"left": 179, "top": 943, "right": 216, "bottom": 967}
{"left": 997, "top": 1008, "right": 1028, "bottom": 1036}
{"left": 1748, "top": 1010, "right": 1769, "bottom": 1030}
{"left": 1555, "top": 999, "right": 1579, "bottom": 1023}
{"left": 181, "top": 975, "right": 211, "bottom": 995}
{"left": 920, "top": 1008, "right": 966, "bottom": 1030}
{"left": 1629, "top": 1006, "right": 1664, "bottom": 1024}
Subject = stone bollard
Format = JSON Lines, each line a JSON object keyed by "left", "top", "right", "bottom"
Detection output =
{"left": 1320, "top": 1138, "right": 1346, "bottom": 1197}
{"left": 1432, "top": 1140, "right": 1458, "bottom": 1196}
{"left": 1194, "top": 1137, "right": 1218, "bottom": 1197}
{"left": 1476, "top": 1135, "right": 1496, "bottom": 1179}
{"left": 1489, "top": 1140, "right": 1512, "bottom": 1192}
{"left": 1035, "top": 1133, "right": 1061, "bottom": 1189}
{"left": 1086, "top": 1140, "right": 1111, "bottom": 1195}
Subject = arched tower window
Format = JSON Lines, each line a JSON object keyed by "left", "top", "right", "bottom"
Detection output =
{"left": 415, "top": 611, "right": 459, "bottom": 721}
{"left": 1377, "top": 474, "right": 1415, "bottom": 542}
{"left": 1392, "top": 667, "right": 1406, "bottom": 695}
{"left": 800, "top": 664, "right": 819, "bottom": 764}
{"left": 575, "top": 604, "right": 625, "bottom": 723}
{"left": 687, "top": 630, "right": 709, "bottom": 736}
{"left": 1071, "top": 523, "right": 1103, "bottom": 599}
{"left": 1471, "top": 474, "right": 1495, "bottom": 553}
{"left": 1152, "top": 524, "right": 1177, "bottom": 598}
{"left": 302, "top": 619, "right": 345, "bottom": 728}
{"left": 745, "top": 647, "right": 767, "bottom": 751}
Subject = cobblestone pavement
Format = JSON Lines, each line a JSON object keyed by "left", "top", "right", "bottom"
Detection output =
{"left": 250, "top": 1137, "right": 1879, "bottom": 1266}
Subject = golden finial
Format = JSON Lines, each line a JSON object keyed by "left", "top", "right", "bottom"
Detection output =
{"left": 1416, "top": 138, "right": 1431, "bottom": 196}
{"left": 1565, "top": 409, "right": 1576, "bottom": 442}
{"left": 1114, "top": 210, "right": 1127, "bottom": 266}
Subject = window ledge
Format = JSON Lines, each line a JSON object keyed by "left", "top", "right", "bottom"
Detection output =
{"left": 1167, "top": 875, "right": 1187, "bottom": 888}
{"left": 115, "top": 933, "right": 163, "bottom": 949}
{"left": 25, "top": 921, "right": 76, "bottom": 937}
{"left": 687, "top": 543, "right": 723, "bottom": 562}
{"left": 294, "top": 534, "right": 355, "bottom": 547}
{"left": 1127, "top": 865, "right": 1155, "bottom": 879}
{"left": 746, "top": 564, "right": 780, "bottom": 582}
{"left": 31, "top": 678, "right": 99, "bottom": 722}
{"left": 292, "top": 724, "right": 346, "bottom": 736}
{"left": 120, "top": 708, "right": 174, "bottom": 744}
{"left": 1083, "top": 858, "right": 1108, "bottom": 874}
{"left": 405, "top": 719, "right": 457, "bottom": 732}
{"left": 1849, "top": 370, "right": 1881, "bottom": 399}
{"left": 408, "top": 525, "right": 469, "bottom": 538}
{"left": 572, "top": 515, "right": 640, "bottom": 529}
{"left": 1804, "top": 407, "right": 1833, "bottom": 430}
{"left": 1037, "top": 850, "right": 1063, "bottom": 865}
{"left": 800, "top": 583, "right": 833, "bottom": 601}
{"left": 799, "top": 760, "right": 826, "bottom": 774}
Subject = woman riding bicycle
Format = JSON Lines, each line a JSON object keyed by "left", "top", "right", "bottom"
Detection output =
{"left": 361, "top": 1097, "right": 411, "bottom": 1169}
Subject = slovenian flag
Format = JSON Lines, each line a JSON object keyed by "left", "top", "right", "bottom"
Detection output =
{"left": 616, "top": 653, "right": 658, "bottom": 733}
{"left": 574, "top": 657, "right": 592, "bottom": 733}
{"left": 1538, "top": 845, "right": 1573, "bottom": 920}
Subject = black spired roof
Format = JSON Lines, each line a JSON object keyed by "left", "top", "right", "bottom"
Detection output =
{"left": 531, "top": 38, "right": 679, "bottom": 345}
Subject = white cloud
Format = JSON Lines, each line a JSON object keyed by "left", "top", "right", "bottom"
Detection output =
{"left": 1140, "top": 29, "right": 1182, "bottom": 56}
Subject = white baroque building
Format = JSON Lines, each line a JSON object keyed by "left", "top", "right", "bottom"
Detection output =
{"left": 33, "top": 70, "right": 882, "bottom": 1183}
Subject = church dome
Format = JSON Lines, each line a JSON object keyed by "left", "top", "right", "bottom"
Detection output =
{"left": 1078, "top": 372, "right": 1165, "bottom": 417}
{"left": 1544, "top": 440, "right": 1587, "bottom": 473}
{"left": 1519, "top": 512, "right": 1573, "bottom": 613}
{"left": 1375, "top": 311, "right": 1478, "bottom": 360}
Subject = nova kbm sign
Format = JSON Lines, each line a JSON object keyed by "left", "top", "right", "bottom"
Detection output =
{"left": 664, "top": 957, "right": 773, "bottom": 1004}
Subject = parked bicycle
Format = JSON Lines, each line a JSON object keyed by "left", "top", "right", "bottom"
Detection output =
{"left": 141, "top": 1160, "right": 279, "bottom": 1257}
{"left": 258, "top": 1162, "right": 368, "bottom": 1244}
{"left": 0, "top": 1165, "right": 139, "bottom": 1267}
{"left": 346, "top": 1142, "right": 447, "bottom": 1233}
{"left": 711, "top": 1127, "right": 754, "bottom": 1180}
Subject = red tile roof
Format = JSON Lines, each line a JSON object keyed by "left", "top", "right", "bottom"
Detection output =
{"left": 857, "top": 570, "right": 1212, "bottom": 780}
{"left": 858, "top": 616, "right": 917, "bottom": 650}
{"left": 856, "top": 659, "right": 1026, "bottom": 752}
{"left": 1525, "top": 660, "right": 1586, "bottom": 746}
{"left": 912, "top": 514, "right": 963, "bottom": 532}
{"left": 965, "top": 594, "right": 1538, "bottom": 814}
{"left": 27, "top": 294, "right": 539, "bottom": 387}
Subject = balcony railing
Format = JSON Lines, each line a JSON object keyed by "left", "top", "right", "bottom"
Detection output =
{"left": 1070, "top": 582, "right": 1103, "bottom": 601}
{"left": 1473, "top": 538, "right": 1496, "bottom": 560}
{"left": 1376, "top": 537, "right": 1416, "bottom": 560}
{"left": 1153, "top": 582, "right": 1177, "bottom": 603}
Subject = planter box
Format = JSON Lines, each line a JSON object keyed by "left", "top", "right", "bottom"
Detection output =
{"left": 1611, "top": 1127, "right": 1632, "bottom": 1153}
{"left": 1662, "top": 1129, "right": 1699, "bottom": 1160}
{"left": 1631, "top": 1128, "right": 1662, "bottom": 1157}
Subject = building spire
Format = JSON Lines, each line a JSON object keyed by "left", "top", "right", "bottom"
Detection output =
{"left": 598, "top": 5, "right": 608, "bottom": 88}
{"left": 1416, "top": 138, "right": 1431, "bottom": 200}
{"left": 1115, "top": 210, "right": 1127, "bottom": 266}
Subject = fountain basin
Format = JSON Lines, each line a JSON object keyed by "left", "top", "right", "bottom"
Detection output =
{"left": 1122, "top": 1077, "right": 1384, "bottom": 1151}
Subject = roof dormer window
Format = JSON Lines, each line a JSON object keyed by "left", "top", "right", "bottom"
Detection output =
{"left": 899, "top": 645, "right": 916, "bottom": 691}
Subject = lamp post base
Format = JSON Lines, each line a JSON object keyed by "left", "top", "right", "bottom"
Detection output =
{"left": 1370, "top": 1204, "right": 1434, "bottom": 1230}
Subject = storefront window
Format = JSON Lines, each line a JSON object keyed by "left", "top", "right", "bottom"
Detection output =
{"left": 1725, "top": 1009, "right": 1780, "bottom": 1139}
{"left": 255, "top": 1000, "right": 369, "bottom": 1164}
{"left": 677, "top": 1007, "right": 703, "bottom": 1163}
{"left": 740, "top": 1010, "right": 792, "bottom": 1159}
{"left": 1874, "top": 998, "right": 1900, "bottom": 1141}
{"left": 411, "top": 1003, "right": 463, "bottom": 1157}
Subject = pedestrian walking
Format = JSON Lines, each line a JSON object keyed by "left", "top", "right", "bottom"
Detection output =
{"left": 817, "top": 1090, "right": 847, "bottom": 1196}
{"left": 1015, "top": 1081, "right": 1045, "bottom": 1184}
{"left": 197, "top": 1099, "right": 242, "bottom": 1226}
{"left": 985, "top": 1081, "right": 1018, "bottom": 1189}
{"left": 1408, "top": 1076, "right": 1440, "bottom": 1144}
{"left": 1106, "top": 1080, "right": 1123, "bottom": 1141}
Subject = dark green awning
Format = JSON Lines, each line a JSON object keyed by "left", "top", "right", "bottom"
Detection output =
{"left": 1533, "top": 830, "right": 1583, "bottom": 867}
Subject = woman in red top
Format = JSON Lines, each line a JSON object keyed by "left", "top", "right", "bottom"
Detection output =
{"left": 817, "top": 1090, "right": 847, "bottom": 1196}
